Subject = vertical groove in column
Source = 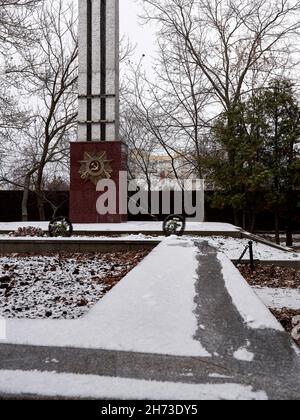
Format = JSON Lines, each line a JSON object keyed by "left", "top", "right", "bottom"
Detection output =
{"left": 87, "top": 0, "right": 92, "bottom": 142}
{"left": 100, "top": 0, "right": 107, "bottom": 141}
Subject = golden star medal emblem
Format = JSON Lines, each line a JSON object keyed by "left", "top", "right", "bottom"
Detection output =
{"left": 79, "top": 151, "right": 113, "bottom": 185}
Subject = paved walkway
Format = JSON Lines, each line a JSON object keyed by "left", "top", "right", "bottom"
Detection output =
{"left": 0, "top": 239, "right": 299, "bottom": 400}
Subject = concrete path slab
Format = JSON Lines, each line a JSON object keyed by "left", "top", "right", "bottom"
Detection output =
{"left": 0, "top": 238, "right": 299, "bottom": 400}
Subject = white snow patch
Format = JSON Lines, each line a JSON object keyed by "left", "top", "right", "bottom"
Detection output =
{"left": 292, "top": 342, "right": 300, "bottom": 356}
{"left": 234, "top": 347, "right": 255, "bottom": 362}
{"left": 209, "top": 373, "right": 233, "bottom": 379}
{"left": 181, "top": 372, "right": 194, "bottom": 378}
{"left": 202, "top": 236, "right": 300, "bottom": 261}
{"left": 253, "top": 288, "right": 300, "bottom": 310}
{"left": 0, "top": 239, "right": 210, "bottom": 358}
{"left": 0, "top": 254, "right": 110, "bottom": 319}
{"left": 218, "top": 253, "right": 284, "bottom": 331}
{"left": 45, "top": 359, "right": 59, "bottom": 365}
{"left": 0, "top": 370, "right": 268, "bottom": 400}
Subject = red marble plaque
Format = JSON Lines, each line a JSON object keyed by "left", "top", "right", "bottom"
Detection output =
{"left": 70, "top": 141, "right": 128, "bottom": 223}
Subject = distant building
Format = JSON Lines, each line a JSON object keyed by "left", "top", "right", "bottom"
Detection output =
{"left": 129, "top": 149, "right": 194, "bottom": 181}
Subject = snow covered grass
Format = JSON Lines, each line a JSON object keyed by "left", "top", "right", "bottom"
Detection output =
{"left": 201, "top": 236, "right": 300, "bottom": 261}
{"left": 253, "top": 288, "right": 300, "bottom": 311}
{"left": 0, "top": 250, "right": 149, "bottom": 320}
{"left": 239, "top": 264, "right": 300, "bottom": 312}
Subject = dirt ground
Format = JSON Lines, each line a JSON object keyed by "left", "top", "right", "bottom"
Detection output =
{"left": 0, "top": 249, "right": 151, "bottom": 319}
{"left": 271, "top": 308, "right": 300, "bottom": 348}
{"left": 238, "top": 264, "right": 300, "bottom": 289}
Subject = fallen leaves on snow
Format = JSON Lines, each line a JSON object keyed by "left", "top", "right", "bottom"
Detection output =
{"left": 0, "top": 250, "right": 150, "bottom": 320}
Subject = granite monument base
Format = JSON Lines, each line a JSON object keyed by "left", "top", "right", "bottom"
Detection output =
{"left": 70, "top": 141, "right": 128, "bottom": 224}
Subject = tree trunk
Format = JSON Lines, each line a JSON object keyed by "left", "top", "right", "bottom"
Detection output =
{"left": 242, "top": 210, "right": 246, "bottom": 230}
{"left": 286, "top": 228, "right": 293, "bottom": 248}
{"left": 274, "top": 210, "right": 280, "bottom": 245}
{"left": 36, "top": 190, "right": 46, "bottom": 221}
{"left": 250, "top": 212, "right": 256, "bottom": 234}
{"left": 285, "top": 190, "right": 294, "bottom": 247}
{"left": 233, "top": 209, "right": 240, "bottom": 227}
{"left": 22, "top": 175, "right": 31, "bottom": 222}
{"left": 286, "top": 214, "right": 293, "bottom": 247}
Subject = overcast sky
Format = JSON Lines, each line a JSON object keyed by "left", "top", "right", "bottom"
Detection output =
{"left": 0, "top": 1, "right": 156, "bottom": 75}
{"left": 120, "top": 0, "right": 156, "bottom": 66}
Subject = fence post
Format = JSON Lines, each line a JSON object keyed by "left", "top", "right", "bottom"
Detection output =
{"left": 248, "top": 241, "right": 255, "bottom": 271}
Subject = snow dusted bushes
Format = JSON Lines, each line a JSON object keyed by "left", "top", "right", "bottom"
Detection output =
{"left": 9, "top": 227, "right": 45, "bottom": 238}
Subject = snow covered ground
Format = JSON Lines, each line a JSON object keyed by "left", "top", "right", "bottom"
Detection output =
{"left": 254, "top": 288, "right": 300, "bottom": 310}
{"left": 261, "top": 234, "right": 300, "bottom": 249}
{"left": 0, "top": 251, "right": 148, "bottom": 319}
{"left": 0, "top": 255, "right": 107, "bottom": 319}
{"left": 1, "top": 232, "right": 299, "bottom": 262}
{"left": 200, "top": 236, "right": 300, "bottom": 261}
{"left": 0, "top": 239, "right": 211, "bottom": 357}
{"left": 0, "top": 238, "right": 283, "bottom": 355}
{"left": 0, "top": 237, "right": 298, "bottom": 400}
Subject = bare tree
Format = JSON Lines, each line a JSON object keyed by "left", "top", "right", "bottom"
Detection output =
{"left": 140, "top": 0, "right": 300, "bottom": 222}
{"left": 0, "top": 1, "right": 43, "bottom": 155}
{"left": 121, "top": 103, "right": 159, "bottom": 189}
{"left": 122, "top": 59, "right": 212, "bottom": 185}
{"left": 142, "top": 0, "right": 300, "bottom": 109}
{"left": 1, "top": 0, "right": 78, "bottom": 221}
{"left": 0, "top": 0, "right": 43, "bottom": 51}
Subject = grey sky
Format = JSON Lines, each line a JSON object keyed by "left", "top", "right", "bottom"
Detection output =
{"left": 120, "top": 0, "right": 156, "bottom": 65}
{"left": 0, "top": 1, "right": 156, "bottom": 75}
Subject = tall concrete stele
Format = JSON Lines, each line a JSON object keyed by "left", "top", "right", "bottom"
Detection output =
{"left": 70, "top": 0, "right": 127, "bottom": 223}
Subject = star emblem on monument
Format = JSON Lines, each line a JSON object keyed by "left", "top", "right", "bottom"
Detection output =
{"left": 79, "top": 151, "right": 113, "bottom": 185}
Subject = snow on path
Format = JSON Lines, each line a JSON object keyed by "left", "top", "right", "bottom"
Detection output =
{"left": 253, "top": 288, "right": 300, "bottom": 310}
{"left": 0, "top": 239, "right": 210, "bottom": 358}
{"left": 218, "top": 252, "right": 283, "bottom": 331}
{"left": 0, "top": 370, "right": 268, "bottom": 400}
{"left": 234, "top": 347, "right": 255, "bottom": 363}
